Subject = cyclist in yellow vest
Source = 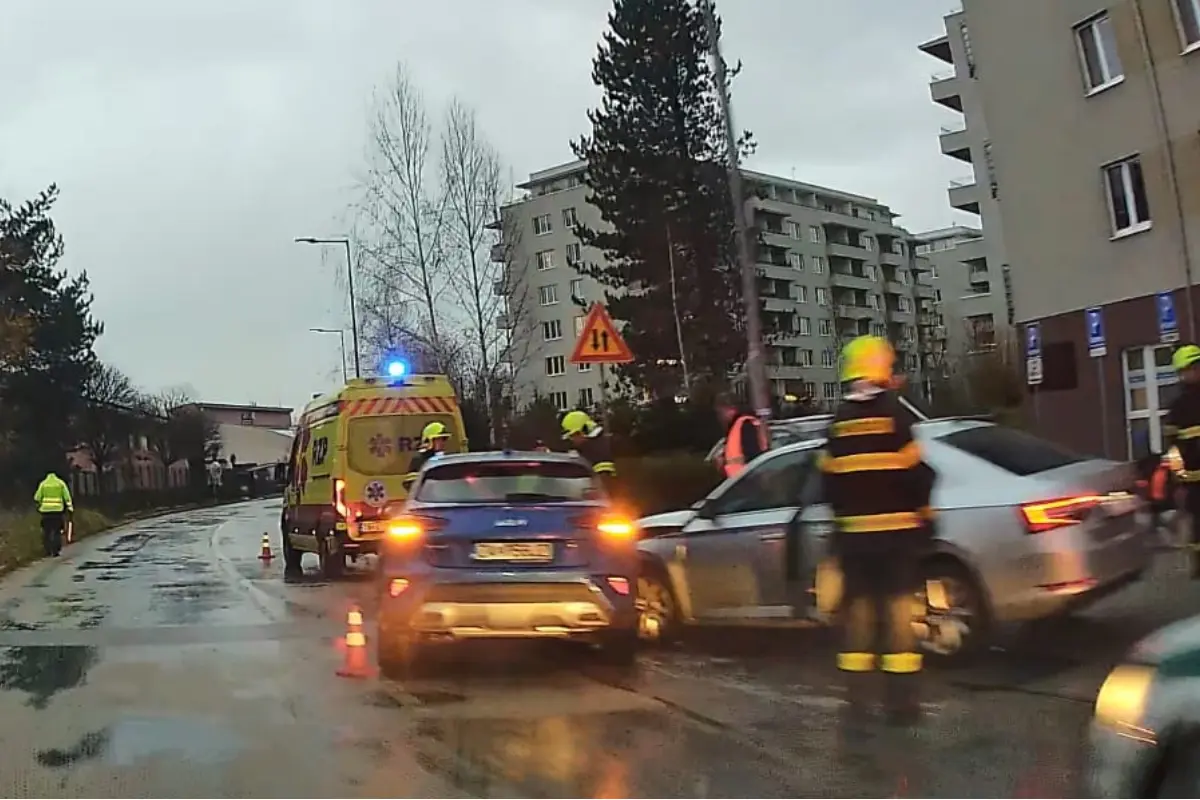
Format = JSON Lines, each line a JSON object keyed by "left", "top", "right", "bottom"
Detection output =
{"left": 34, "top": 471, "right": 74, "bottom": 557}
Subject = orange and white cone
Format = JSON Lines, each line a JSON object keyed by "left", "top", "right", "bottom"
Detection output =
{"left": 258, "top": 532, "right": 273, "bottom": 561}
{"left": 336, "top": 606, "right": 371, "bottom": 678}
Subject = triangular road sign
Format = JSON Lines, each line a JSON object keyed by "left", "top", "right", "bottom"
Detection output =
{"left": 569, "top": 303, "right": 634, "bottom": 364}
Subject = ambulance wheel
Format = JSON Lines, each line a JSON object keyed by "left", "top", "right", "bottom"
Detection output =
{"left": 319, "top": 534, "right": 344, "bottom": 580}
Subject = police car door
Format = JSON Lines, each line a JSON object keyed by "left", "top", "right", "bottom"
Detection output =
{"left": 680, "top": 447, "right": 815, "bottom": 621}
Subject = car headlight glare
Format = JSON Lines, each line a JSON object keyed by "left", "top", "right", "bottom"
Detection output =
{"left": 1095, "top": 664, "right": 1156, "bottom": 729}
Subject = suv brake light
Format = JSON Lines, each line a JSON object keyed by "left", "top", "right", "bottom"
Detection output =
{"left": 1020, "top": 495, "right": 1101, "bottom": 533}
{"left": 597, "top": 516, "right": 636, "bottom": 539}
{"left": 387, "top": 514, "right": 446, "bottom": 539}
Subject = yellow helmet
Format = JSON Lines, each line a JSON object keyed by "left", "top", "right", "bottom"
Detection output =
{"left": 561, "top": 410, "right": 595, "bottom": 439}
{"left": 840, "top": 335, "right": 895, "bottom": 384}
{"left": 1173, "top": 344, "right": 1200, "bottom": 372}
{"left": 420, "top": 421, "right": 450, "bottom": 447}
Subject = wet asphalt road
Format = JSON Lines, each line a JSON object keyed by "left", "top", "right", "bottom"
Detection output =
{"left": 1, "top": 500, "right": 1198, "bottom": 797}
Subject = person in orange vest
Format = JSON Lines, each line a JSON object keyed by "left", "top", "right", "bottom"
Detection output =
{"left": 714, "top": 393, "right": 767, "bottom": 479}
{"left": 1133, "top": 429, "right": 1174, "bottom": 543}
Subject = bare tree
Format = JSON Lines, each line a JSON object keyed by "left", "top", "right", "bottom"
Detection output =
{"left": 354, "top": 63, "right": 450, "bottom": 361}
{"left": 78, "top": 363, "right": 138, "bottom": 492}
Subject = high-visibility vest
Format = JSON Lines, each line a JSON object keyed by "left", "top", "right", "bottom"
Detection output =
{"left": 724, "top": 415, "right": 766, "bottom": 478}
{"left": 34, "top": 475, "right": 72, "bottom": 513}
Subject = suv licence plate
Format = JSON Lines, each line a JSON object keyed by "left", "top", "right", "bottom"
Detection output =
{"left": 472, "top": 542, "right": 553, "bottom": 562}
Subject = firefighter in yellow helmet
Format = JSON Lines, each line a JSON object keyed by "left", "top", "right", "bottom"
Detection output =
{"left": 818, "top": 335, "right": 936, "bottom": 727}
{"left": 561, "top": 410, "right": 616, "bottom": 490}
{"left": 404, "top": 422, "right": 451, "bottom": 488}
{"left": 1164, "top": 344, "right": 1200, "bottom": 575}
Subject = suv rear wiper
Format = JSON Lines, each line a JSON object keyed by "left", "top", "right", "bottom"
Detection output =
{"left": 503, "top": 492, "right": 570, "bottom": 502}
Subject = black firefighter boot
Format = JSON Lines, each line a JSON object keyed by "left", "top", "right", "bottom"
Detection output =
{"left": 838, "top": 669, "right": 874, "bottom": 740}
{"left": 883, "top": 671, "right": 922, "bottom": 727}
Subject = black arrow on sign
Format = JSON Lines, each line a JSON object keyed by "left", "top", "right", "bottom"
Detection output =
{"left": 591, "top": 329, "right": 609, "bottom": 352}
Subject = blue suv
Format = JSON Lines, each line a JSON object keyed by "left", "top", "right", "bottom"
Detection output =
{"left": 376, "top": 450, "right": 640, "bottom": 678}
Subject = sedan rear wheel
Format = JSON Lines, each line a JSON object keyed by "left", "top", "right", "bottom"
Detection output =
{"left": 916, "top": 560, "right": 988, "bottom": 664}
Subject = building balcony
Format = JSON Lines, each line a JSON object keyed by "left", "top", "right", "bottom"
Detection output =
{"left": 830, "top": 270, "right": 875, "bottom": 291}
{"left": 767, "top": 365, "right": 808, "bottom": 381}
{"left": 827, "top": 241, "right": 869, "bottom": 259}
{"left": 496, "top": 313, "right": 513, "bottom": 330}
{"left": 493, "top": 278, "right": 508, "bottom": 296}
{"left": 880, "top": 250, "right": 905, "bottom": 266}
{"left": 930, "top": 70, "right": 963, "bottom": 112}
{"left": 835, "top": 304, "right": 876, "bottom": 320}
{"left": 948, "top": 178, "right": 981, "bottom": 215}
{"left": 763, "top": 296, "right": 795, "bottom": 313}
{"left": 918, "top": 32, "right": 953, "bottom": 63}
{"left": 914, "top": 283, "right": 936, "bottom": 298}
{"left": 490, "top": 243, "right": 506, "bottom": 262}
{"left": 883, "top": 281, "right": 913, "bottom": 296}
{"left": 939, "top": 124, "right": 971, "bottom": 163}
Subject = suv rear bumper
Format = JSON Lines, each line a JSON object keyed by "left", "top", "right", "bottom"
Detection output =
{"left": 379, "top": 572, "right": 638, "bottom": 640}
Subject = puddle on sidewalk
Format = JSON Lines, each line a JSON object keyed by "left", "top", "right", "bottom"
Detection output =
{"left": 0, "top": 644, "right": 98, "bottom": 708}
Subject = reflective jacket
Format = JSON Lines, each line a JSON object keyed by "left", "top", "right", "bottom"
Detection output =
{"left": 575, "top": 434, "right": 616, "bottom": 477}
{"left": 404, "top": 448, "right": 439, "bottom": 486}
{"left": 34, "top": 473, "right": 73, "bottom": 513}
{"left": 1164, "top": 383, "right": 1200, "bottom": 483}
{"left": 723, "top": 414, "right": 766, "bottom": 478}
{"left": 818, "top": 388, "right": 935, "bottom": 556}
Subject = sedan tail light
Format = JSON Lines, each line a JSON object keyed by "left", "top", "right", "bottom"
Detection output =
{"left": 1019, "top": 495, "right": 1102, "bottom": 533}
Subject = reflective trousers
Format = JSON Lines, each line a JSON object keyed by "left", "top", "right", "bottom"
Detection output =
{"left": 836, "top": 549, "right": 922, "bottom": 711}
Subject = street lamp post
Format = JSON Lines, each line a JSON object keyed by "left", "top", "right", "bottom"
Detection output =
{"left": 310, "top": 327, "right": 348, "bottom": 384}
{"left": 295, "top": 236, "right": 361, "bottom": 378}
{"left": 700, "top": 0, "right": 772, "bottom": 423}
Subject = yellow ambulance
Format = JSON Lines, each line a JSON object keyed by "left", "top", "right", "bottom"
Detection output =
{"left": 280, "top": 373, "right": 466, "bottom": 578}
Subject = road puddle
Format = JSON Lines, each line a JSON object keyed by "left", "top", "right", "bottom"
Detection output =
{"left": 0, "top": 643, "right": 98, "bottom": 708}
{"left": 34, "top": 715, "right": 244, "bottom": 769}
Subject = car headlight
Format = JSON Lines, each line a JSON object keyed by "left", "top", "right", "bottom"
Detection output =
{"left": 1094, "top": 664, "right": 1156, "bottom": 731}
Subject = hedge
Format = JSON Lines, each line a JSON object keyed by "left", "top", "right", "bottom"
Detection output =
{"left": 613, "top": 453, "right": 723, "bottom": 517}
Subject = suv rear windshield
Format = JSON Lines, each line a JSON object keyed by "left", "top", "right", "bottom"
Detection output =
{"left": 939, "top": 425, "right": 1085, "bottom": 476}
{"left": 416, "top": 460, "right": 601, "bottom": 504}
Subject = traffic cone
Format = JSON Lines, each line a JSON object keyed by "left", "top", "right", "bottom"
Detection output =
{"left": 258, "top": 532, "right": 273, "bottom": 561}
{"left": 336, "top": 606, "right": 371, "bottom": 678}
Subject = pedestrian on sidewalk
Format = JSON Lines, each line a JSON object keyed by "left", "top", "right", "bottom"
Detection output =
{"left": 1164, "top": 344, "right": 1200, "bottom": 574}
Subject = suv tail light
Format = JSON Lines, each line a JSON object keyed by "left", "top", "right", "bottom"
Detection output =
{"left": 597, "top": 516, "right": 636, "bottom": 539}
{"left": 1020, "top": 495, "right": 1101, "bottom": 533}
{"left": 387, "top": 514, "right": 446, "bottom": 539}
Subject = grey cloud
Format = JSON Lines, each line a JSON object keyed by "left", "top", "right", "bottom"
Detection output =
{"left": 0, "top": 0, "right": 969, "bottom": 410}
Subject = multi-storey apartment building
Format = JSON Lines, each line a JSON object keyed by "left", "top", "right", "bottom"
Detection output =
{"left": 494, "top": 159, "right": 943, "bottom": 412}
{"left": 951, "top": 0, "right": 1200, "bottom": 457}
{"left": 919, "top": 10, "right": 1015, "bottom": 343}
{"left": 913, "top": 225, "right": 995, "bottom": 359}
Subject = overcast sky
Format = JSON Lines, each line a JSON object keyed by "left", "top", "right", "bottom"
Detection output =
{"left": 0, "top": 0, "right": 970, "bottom": 411}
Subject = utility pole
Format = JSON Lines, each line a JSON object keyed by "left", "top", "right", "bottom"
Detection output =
{"left": 665, "top": 223, "right": 692, "bottom": 395}
{"left": 701, "top": 0, "right": 771, "bottom": 421}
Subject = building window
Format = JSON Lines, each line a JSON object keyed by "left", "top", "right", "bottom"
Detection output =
{"left": 1075, "top": 14, "right": 1123, "bottom": 92}
{"left": 811, "top": 256, "right": 824, "bottom": 274}
{"left": 545, "top": 356, "right": 566, "bottom": 377}
{"left": 562, "top": 207, "right": 578, "bottom": 228}
{"left": 533, "top": 214, "right": 553, "bottom": 235}
{"left": 819, "top": 319, "right": 832, "bottom": 337}
{"left": 809, "top": 225, "right": 823, "bottom": 243}
{"left": 872, "top": 323, "right": 887, "bottom": 337}
{"left": 869, "top": 294, "right": 880, "bottom": 309}
{"left": 577, "top": 361, "right": 592, "bottom": 372}
{"left": 799, "top": 349, "right": 813, "bottom": 367}
{"left": 815, "top": 287, "right": 829, "bottom": 306}
{"left": 538, "top": 285, "right": 558, "bottom": 306}
{"left": 798, "top": 316, "right": 811, "bottom": 336}
{"left": 862, "top": 236, "right": 874, "bottom": 251}
{"left": 1104, "top": 156, "right": 1152, "bottom": 235}
{"left": 820, "top": 349, "right": 835, "bottom": 368}
{"left": 788, "top": 251, "right": 803, "bottom": 269}
{"left": 565, "top": 243, "right": 581, "bottom": 265}
{"left": 578, "top": 387, "right": 594, "bottom": 407}
{"left": 803, "top": 381, "right": 816, "bottom": 399}
{"left": 865, "top": 265, "right": 876, "bottom": 281}
{"left": 536, "top": 250, "right": 555, "bottom": 271}
{"left": 786, "top": 220, "right": 802, "bottom": 239}
{"left": 822, "top": 382, "right": 838, "bottom": 401}
{"left": 573, "top": 315, "right": 586, "bottom": 336}
{"left": 570, "top": 278, "right": 584, "bottom": 301}
{"left": 898, "top": 297, "right": 912, "bottom": 313}
{"left": 795, "top": 285, "right": 808, "bottom": 304}
{"left": 1176, "top": 0, "right": 1200, "bottom": 48}
{"left": 550, "top": 391, "right": 569, "bottom": 411}
{"left": 542, "top": 319, "right": 562, "bottom": 341}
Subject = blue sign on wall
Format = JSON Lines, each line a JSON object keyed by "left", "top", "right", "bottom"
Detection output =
{"left": 1158, "top": 291, "right": 1180, "bottom": 344}
{"left": 1025, "top": 322, "right": 1042, "bottom": 358}
{"left": 1086, "top": 307, "right": 1106, "bottom": 357}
